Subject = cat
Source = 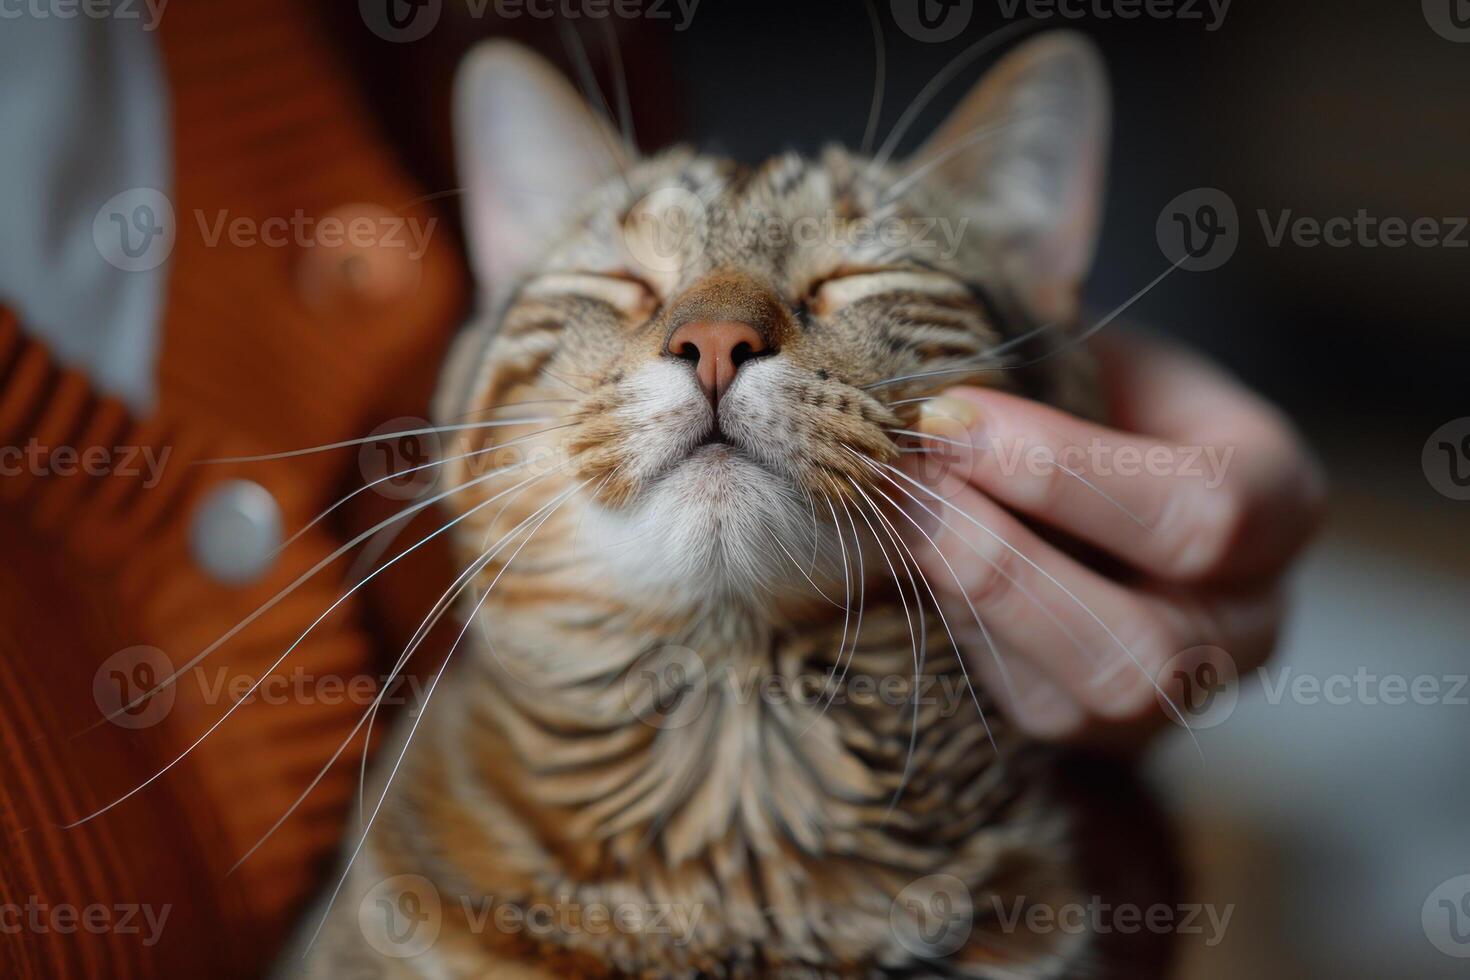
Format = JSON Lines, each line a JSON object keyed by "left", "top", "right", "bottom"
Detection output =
{"left": 288, "top": 30, "right": 1176, "bottom": 979}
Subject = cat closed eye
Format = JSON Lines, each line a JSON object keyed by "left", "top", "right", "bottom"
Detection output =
{"left": 809, "top": 269, "right": 970, "bottom": 315}
{"left": 522, "top": 271, "right": 659, "bottom": 317}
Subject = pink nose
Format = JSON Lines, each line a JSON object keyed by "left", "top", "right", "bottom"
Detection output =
{"left": 665, "top": 320, "right": 769, "bottom": 407}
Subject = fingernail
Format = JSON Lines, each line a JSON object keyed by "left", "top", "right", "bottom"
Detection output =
{"left": 1016, "top": 681, "right": 1084, "bottom": 739}
{"left": 917, "top": 395, "right": 979, "bottom": 434}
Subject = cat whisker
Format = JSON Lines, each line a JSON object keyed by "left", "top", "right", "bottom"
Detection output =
{"left": 75, "top": 456, "right": 557, "bottom": 737}
{"left": 762, "top": 523, "right": 845, "bottom": 609}
{"left": 357, "top": 459, "right": 590, "bottom": 822}
{"left": 879, "top": 107, "right": 1061, "bottom": 206}
{"left": 849, "top": 449, "right": 1090, "bottom": 656}
{"left": 860, "top": 0, "right": 888, "bottom": 156}
{"left": 860, "top": 359, "right": 1006, "bottom": 392}
{"left": 869, "top": 19, "right": 1037, "bottom": 172}
{"left": 302, "top": 477, "right": 594, "bottom": 957}
{"left": 956, "top": 257, "right": 1191, "bottom": 382}
{"left": 1057, "top": 257, "right": 1189, "bottom": 354}
{"left": 844, "top": 480, "right": 924, "bottom": 816}
{"left": 540, "top": 366, "right": 593, "bottom": 396}
{"left": 873, "top": 255, "right": 1191, "bottom": 395}
{"left": 861, "top": 479, "right": 1005, "bottom": 744}
{"left": 278, "top": 424, "right": 573, "bottom": 559}
{"left": 793, "top": 494, "right": 860, "bottom": 740}
{"left": 887, "top": 428, "right": 1151, "bottom": 529}
{"left": 339, "top": 520, "right": 407, "bottom": 590}
{"left": 811, "top": 494, "right": 869, "bottom": 727}
{"left": 197, "top": 417, "right": 557, "bottom": 465}
{"left": 598, "top": 19, "right": 636, "bottom": 152}
{"left": 63, "top": 466, "right": 567, "bottom": 828}
{"left": 558, "top": 21, "right": 635, "bottom": 191}
{"left": 864, "top": 456, "right": 1200, "bottom": 747}
{"left": 801, "top": 488, "right": 823, "bottom": 579}
{"left": 453, "top": 397, "right": 576, "bottom": 422}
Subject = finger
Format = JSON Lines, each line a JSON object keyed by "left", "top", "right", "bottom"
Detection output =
{"left": 910, "top": 386, "right": 1252, "bottom": 582}
{"left": 883, "top": 461, "right": 1183, "bottom": 722}
{"left": 1096, "top": 332, "right": 1329, "bottom": 575}
{"left": 944, "top": 609, "right": 1088, "bottom": 741}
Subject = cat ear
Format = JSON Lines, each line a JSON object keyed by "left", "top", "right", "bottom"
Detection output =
{"left": 454, "top": 40, "right": 631, "bottom": 303}
{"left": 912, "top": 31, "right": 1109, "bottom": 325}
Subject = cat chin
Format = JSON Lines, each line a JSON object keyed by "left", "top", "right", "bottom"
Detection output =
{"left": 576, "top": 446, "right": 817, "bottom": 606}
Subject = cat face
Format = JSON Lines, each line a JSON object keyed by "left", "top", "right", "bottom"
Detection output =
{"left": 437, "top": 35, "right": 1108, "bottom": 606}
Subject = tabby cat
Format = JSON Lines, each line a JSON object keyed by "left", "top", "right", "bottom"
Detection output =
{"left": 291, "top": 31, "right": 1175, "bottom": 979}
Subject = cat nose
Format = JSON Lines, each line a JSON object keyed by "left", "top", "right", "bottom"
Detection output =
{"left": 664, "top": 320, "right": 770, "bottom": 407}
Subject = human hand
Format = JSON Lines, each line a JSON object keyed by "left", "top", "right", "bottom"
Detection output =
{"left": 897, "top": 331, "right": 1327, "bottom": 746}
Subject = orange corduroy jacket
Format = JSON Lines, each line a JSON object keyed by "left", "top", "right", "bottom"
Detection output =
{"left": 0, "top": 2, "right": 470, "bottom": 975}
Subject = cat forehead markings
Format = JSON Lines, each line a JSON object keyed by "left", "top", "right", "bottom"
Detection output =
{"left": 545, "top": 149, "right": 914, "bottom": 298}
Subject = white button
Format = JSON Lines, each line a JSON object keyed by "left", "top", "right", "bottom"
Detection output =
{"left": 190, "top": 479, "right": 283, "bottom": 585}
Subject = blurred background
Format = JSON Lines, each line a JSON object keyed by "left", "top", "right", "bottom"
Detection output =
{"left": 2, "top": 0, "right": 1467, "bottom": 976}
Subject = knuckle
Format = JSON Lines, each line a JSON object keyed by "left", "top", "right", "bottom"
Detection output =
{"left": 1161, "top": 482, "right": 1248, "bottom": 579}
{"left": 1088, "top": 611, "right": 1180, "bottom": 720}
{"left": 1017, "top": 699, "right": 1086, "bottom": 741}
{"left": 959, "top": 532, "right": 1023, "bottom": 611}
{"left": 1014, "top": 443, "right": 1072, "bottom": 513}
